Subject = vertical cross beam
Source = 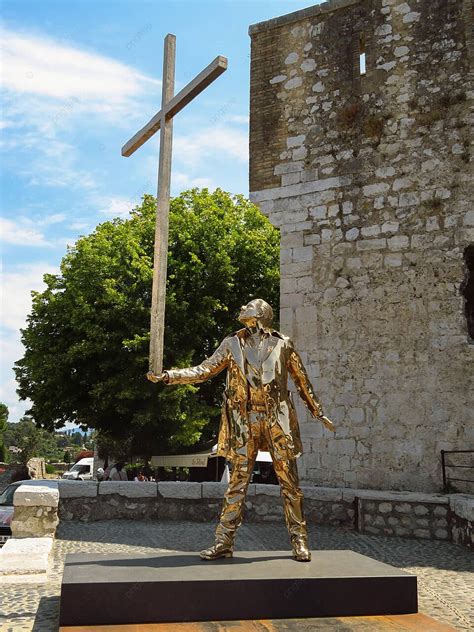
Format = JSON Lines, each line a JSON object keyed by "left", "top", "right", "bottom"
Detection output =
{"left": 122, "top": 36, "right": 227, "bottom": 375}
{"left": 150, "top": 34, "right": 175, "bottom": 374}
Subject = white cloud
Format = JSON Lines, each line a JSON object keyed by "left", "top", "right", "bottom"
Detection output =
{"left": 172, "top": 172, "right": 216, "bottom": 191}
{"left": 0, "top": 26, "right": 163, "bottom": 194}
{"left": 40, "top": 213, "right": 66, "bottom": 225}
{"left": 98, "top": 196, "right": 134, "bottom": 218}
{"left": 1, "top": 26, "right": 160, "bottom": 107}
{"left": 70, "top": 222, "right": 89, "bottom": 230}
{"left": 0, "top": 340, "right": 30, "bottom": 422}
{"left": 1, "top": 262, "right": 59, "bottom": 332}
{"left": 174, "top": 126, "right": 248, "bottom": 166}
{"left": 28, "top": 161, "right": 96, "bottom": 190}
{"left": 0, "top": 218, "right": 50, "bottom": 247}
{"left": 3, "top": 131, "right": 97, "bottom": 190}
{"left": 0, "top": 262, "right": 59, "bottom": 421}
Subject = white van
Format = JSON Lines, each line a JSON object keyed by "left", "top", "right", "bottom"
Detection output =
{"left": 62, "top": 457, "right": 94, "bottom": 481}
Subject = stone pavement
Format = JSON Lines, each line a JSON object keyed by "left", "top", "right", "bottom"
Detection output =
{"left": 0, "top": 520, "right": 472, "bottom": 632}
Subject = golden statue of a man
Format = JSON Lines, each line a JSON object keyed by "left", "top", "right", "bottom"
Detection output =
{"left": 147, "top": 299, "right": 335, "bottom": 561}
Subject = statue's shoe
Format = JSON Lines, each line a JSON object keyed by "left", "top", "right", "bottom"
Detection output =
{"left": 199, "top": 542, "right": 233, "bottom": 560}
{"left": 291, "top": 536, "right": 311, "bottom": 562}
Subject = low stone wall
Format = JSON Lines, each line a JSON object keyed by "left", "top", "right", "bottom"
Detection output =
{"left": 57, "top": 481, "right": 473, "bottom": 548}
{"left": 449, "top": 494, "right": 473, "bottom": 549}
{"left": 58, "top": 482, "right": 355, "bottom": 527}
{"left": 355, "top": 490, "right": 449, "bottom": 541}
{"left": 11, "top": 485, "right": 59, "bottom": 539}
{"left": 48, "top": 463, "right": 69, "bottom": 473}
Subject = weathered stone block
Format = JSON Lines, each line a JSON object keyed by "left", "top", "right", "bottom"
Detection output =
{"left": 255, "top": 484, "right": 281, "bottom": 497}
{"left": 356, "top": 239, "right": 387, "bottom": 251}
{"left": 414, "top": 505, "right": 429, "bottom": 516}
{"left": 59, "top": 481, "right": 98, "bottom": 498}
{"left": 398, "top": 192, "right": 419, "bottom": 207}
{"left": 0, "top": 537, "right": 53, "bottom": 582}
{"left": 11, "top": 487, "right": 59, "bottom": 539}
{"left": 434, "top": 528, "right": 449, "bottom": 540}
{"left": 158, "top": 482, "right": 202, "bottom": 499}
{"left": 414, "top": 528, "right": 430, "bottom": 539}
{"left": 449, "top": 494, "right": 474, "bottom": 522}
{"left": 14, "top": 485, "right": 59, "bottom": 508}
{"left": 345, "top": 227, "right": 359, "bottom": 241}
{"left": 99, "top": 482, "right": 157, "bottom": 498}
{"left": 202, "top": 482, "right": 228, "bottom": 498}
{"left": 301, "top": 486, "right": 343, "bottom": 501}
{"left": 363, "top": 183, "right": 390, "bottom": 197}
{"left": 388, "top": 235, "right": 409, "bottom": 250}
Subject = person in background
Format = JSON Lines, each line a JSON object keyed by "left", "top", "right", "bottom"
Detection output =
{"left": 134, "top": 471, "right": 146, "bottom": 482}
{"left": 96, "top": 467, "right": 105, "bottom": 482}
{"left": 109, "top": 462, "right": 128, "bottom": 481}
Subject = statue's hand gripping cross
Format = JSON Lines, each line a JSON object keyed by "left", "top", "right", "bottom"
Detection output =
{"left": 122, "top": 34, "right": 227, "bottom": 374}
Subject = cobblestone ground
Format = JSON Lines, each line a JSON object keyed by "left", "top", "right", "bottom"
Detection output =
{"left": 0, "top": 520, "right": 473, "bottom": 632}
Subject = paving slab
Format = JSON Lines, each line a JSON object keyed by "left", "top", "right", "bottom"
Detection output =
{"left": 0, "top": 537, "right": 53, "bottom": 584}
{"left": 0, "top": 521, "right": 472, "bottom": 632}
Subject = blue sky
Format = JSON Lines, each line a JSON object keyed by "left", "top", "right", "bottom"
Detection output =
{"left": 1, "top": 0, "right": 320, "bottom": 423}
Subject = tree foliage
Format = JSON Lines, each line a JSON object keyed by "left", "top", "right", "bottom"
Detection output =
{"left": 15, "top": 189, "right": 280, "bottom": 457}
{"left": 4, "top": 418, "right": 65, "bottom": 463}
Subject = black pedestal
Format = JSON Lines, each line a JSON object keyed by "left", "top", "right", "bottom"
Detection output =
{"left": 59, "top": 550, "right": 417, "bottom": 626}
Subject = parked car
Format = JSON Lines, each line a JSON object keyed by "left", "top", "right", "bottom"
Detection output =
{"left": 0, "top": 479, "right": 59, "bottom": 546}
{"left": 62, "top": 457, "right": 94, "bottom": 481}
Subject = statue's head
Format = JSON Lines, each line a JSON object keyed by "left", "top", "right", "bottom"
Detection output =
{"left": 238, "top": 299, "right": 273, "bottom": 330}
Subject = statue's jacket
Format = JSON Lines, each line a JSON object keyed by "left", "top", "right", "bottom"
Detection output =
{"left": 166, "top": 328, "right": 323, "bottom": 461}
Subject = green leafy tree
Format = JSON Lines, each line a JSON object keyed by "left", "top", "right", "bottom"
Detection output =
{"left": 63, "top": 450, "right": 71, "bottom": 464}
{"left": 69, "top": 431, "right": 84, "bottom": 447}
{"left": 55, "top": 434, "right": 69, "bottom": 449}
{"left": 96, "top": 430, "right": 132, "bottom": 465}
{"left": 15, "top": 189, "right": 280, "bottom": 457}
{"left": 4, "top": 418, "right": 64, "bottom": 463}
{"left": 0, "top": 403, "right": 8, "bottom": 462}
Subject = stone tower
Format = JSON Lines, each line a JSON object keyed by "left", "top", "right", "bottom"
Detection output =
{"left": 249, "top": 0, "right": 473, "bottom": 492}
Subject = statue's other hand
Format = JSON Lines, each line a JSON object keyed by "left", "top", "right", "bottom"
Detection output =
{"left": 319, "top": 415, "right": 336, "bottom": 433}
{"left": 146, "top": 371, "right": 167, "bottom": 383}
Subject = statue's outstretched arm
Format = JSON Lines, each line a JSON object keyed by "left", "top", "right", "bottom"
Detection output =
{"left": 148, "top": 339, "right": 229, "bottom": 385}
{"left": 287, "top": 342, "right": 335, "bottom": 432}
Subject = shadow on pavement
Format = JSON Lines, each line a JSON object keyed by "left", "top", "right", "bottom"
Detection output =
{"left": 55, "top": 520, "right": 474, "bottom": 574}
{"left": 32, "top": 595, "right": 59, "bottom": 632}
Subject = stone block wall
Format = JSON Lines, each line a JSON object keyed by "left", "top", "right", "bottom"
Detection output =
{"left": 11, "top": 485, "right": 59, "bottom": 539}
{"left": 249, "top": 0, "right": 473, "bottom": 492}
{"left": 56, "top": 481, "right": 473, "bottom": 548}
{"left": 57, "top": 481, "right": 355, "bottom": 527}
{"left": 449, "top": 494, "right": 474, "bottom": 548}
{"left": 356, "top": 490, "right": 449, "bottom": 540}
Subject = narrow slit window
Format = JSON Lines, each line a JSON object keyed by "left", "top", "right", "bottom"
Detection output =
{"left": 359, "top": 33, "right": 366, "bottom": 76}
{"left": 462, "top": 244, "right": 474, "bottom": 341}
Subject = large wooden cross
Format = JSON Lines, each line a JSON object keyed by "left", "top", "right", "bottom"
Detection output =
{"left": 122, "top": 34, "right": 227, "bottom": 374}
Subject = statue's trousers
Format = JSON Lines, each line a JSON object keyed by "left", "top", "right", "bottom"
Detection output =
{"left": 215, "top": 411, "right": 308, "bottom": 546}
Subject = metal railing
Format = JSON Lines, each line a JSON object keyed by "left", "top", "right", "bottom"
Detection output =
{"left": 441, "top": 450, "right": 474, "bottom": 492}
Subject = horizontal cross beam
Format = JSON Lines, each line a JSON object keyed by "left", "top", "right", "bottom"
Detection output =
{"left": 121, "top": 55, "right": 228, "bottom": 157}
